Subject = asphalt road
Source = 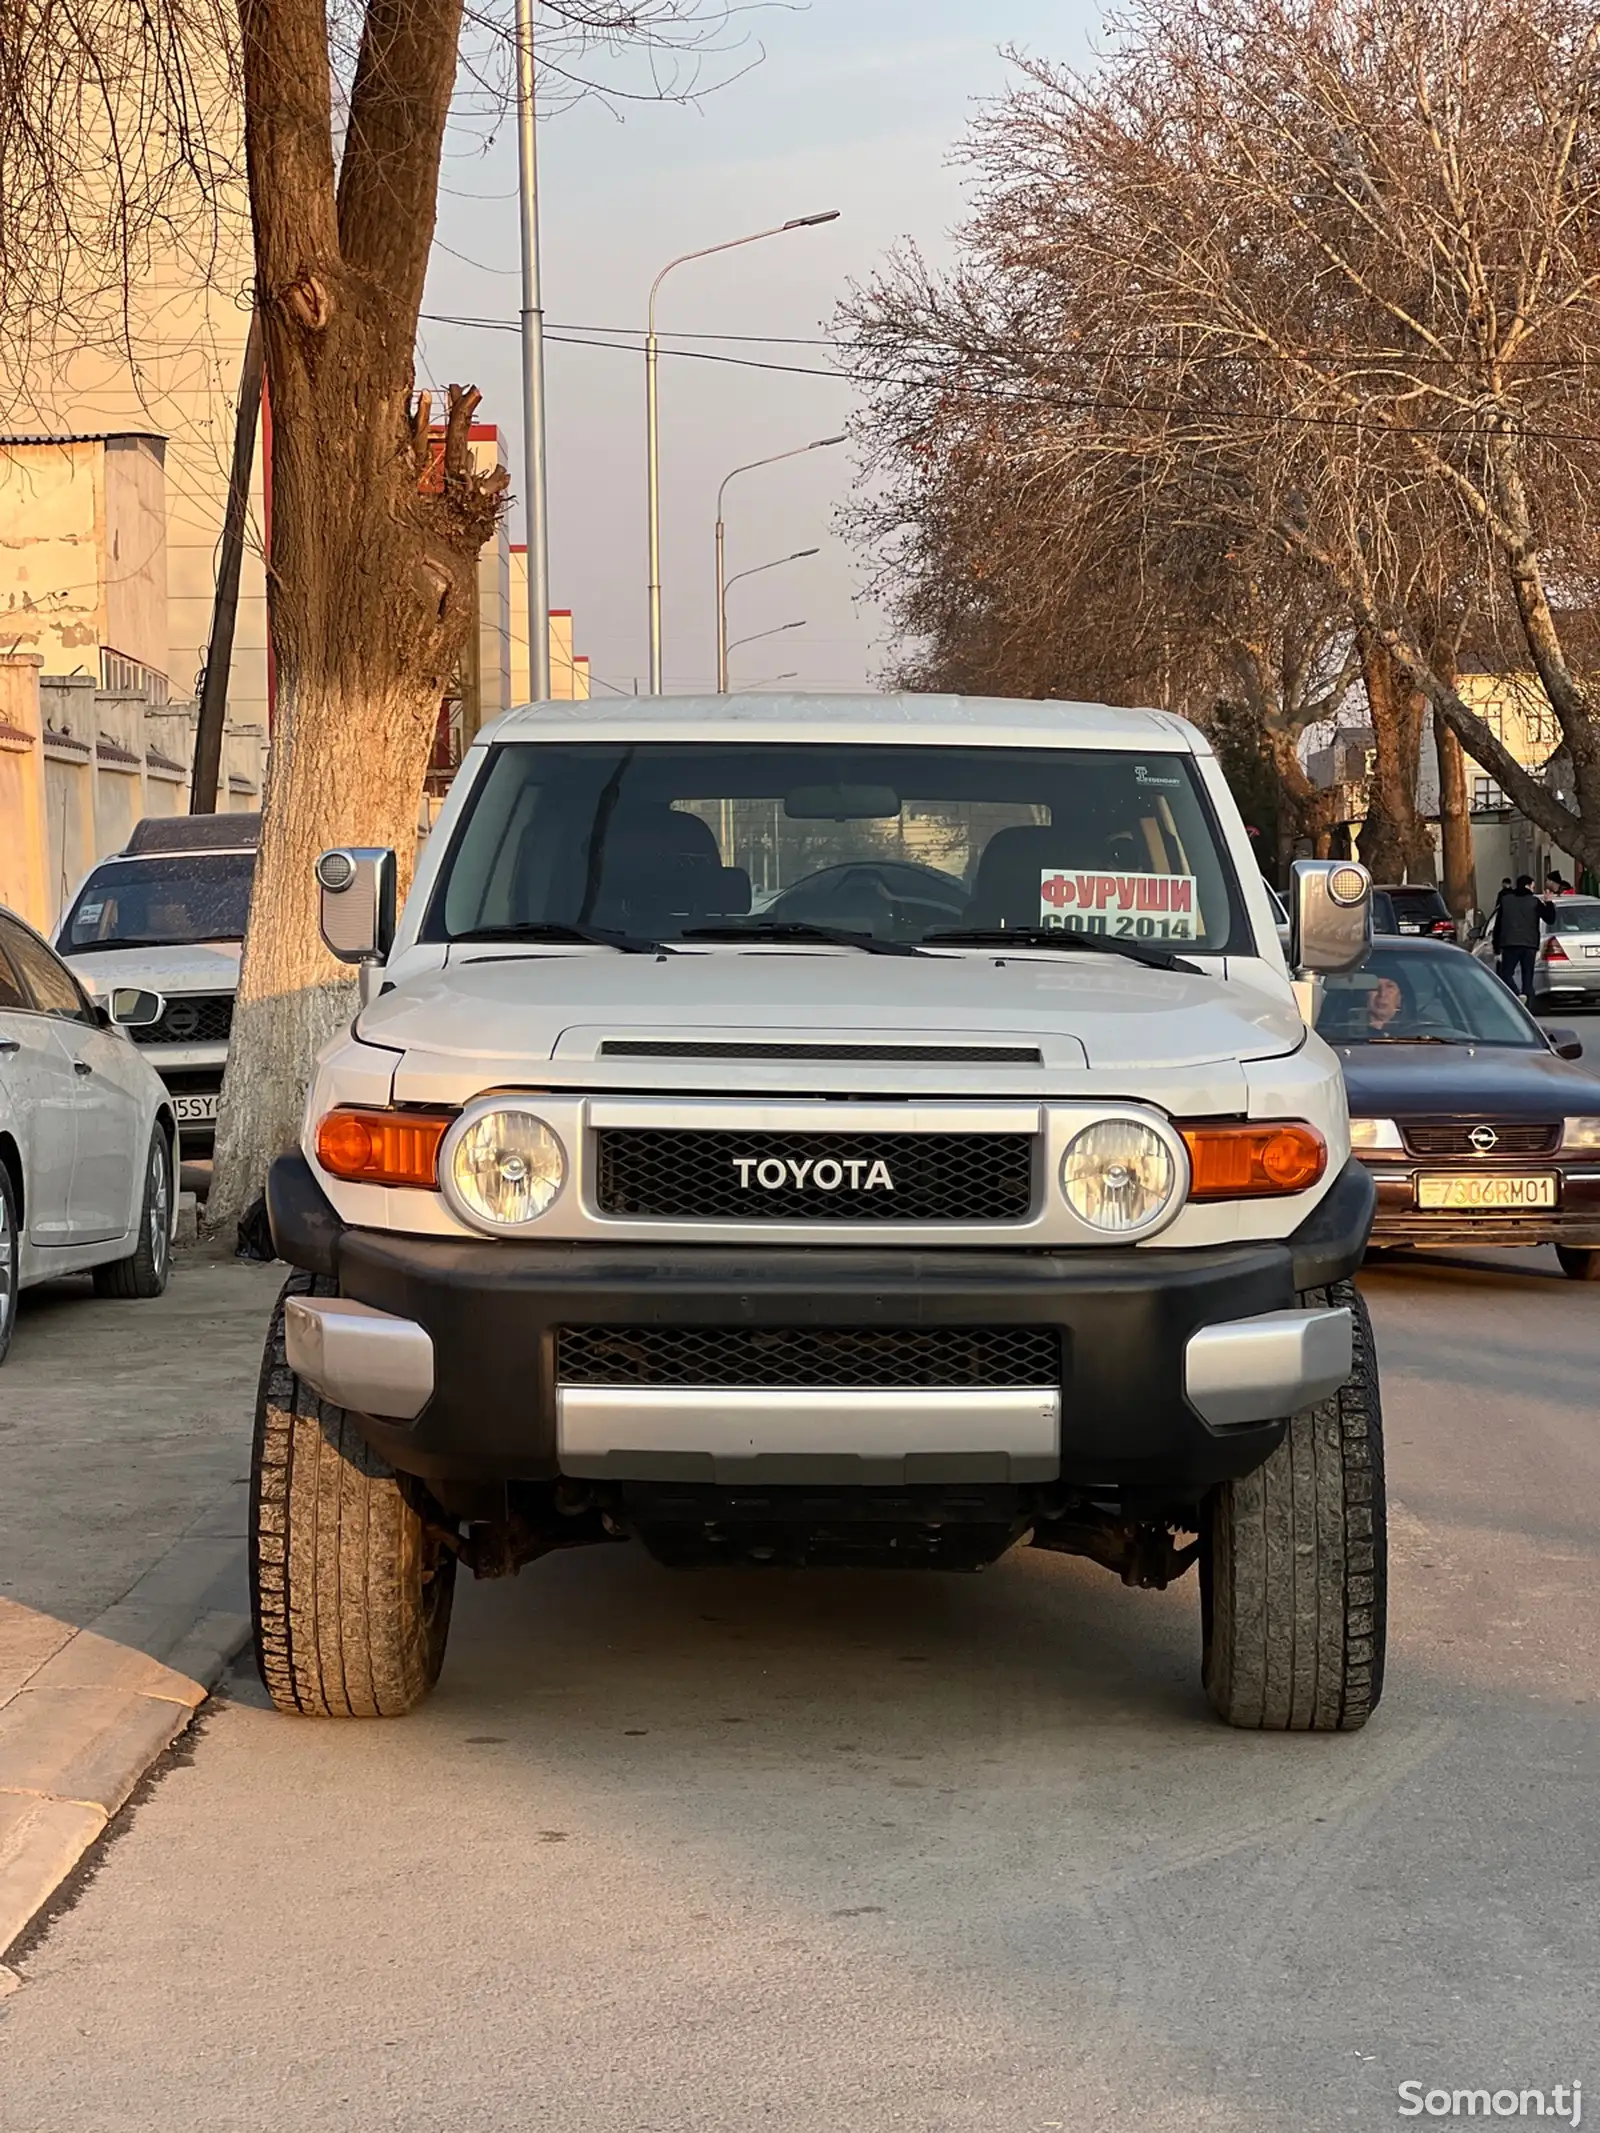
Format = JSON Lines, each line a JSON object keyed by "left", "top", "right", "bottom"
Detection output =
{"left": 1, "top": 1239, "right": 1596, "bottom": 2133}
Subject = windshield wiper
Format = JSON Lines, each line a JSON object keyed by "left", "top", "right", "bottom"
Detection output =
{"left": 922, "top": 926, "right": 1201, "bottom": 975}
{"left": 679, "top": 921, "right": 922, "bottom": 957}
{"left": 62, "top": 935, "right": 239, "bottom": 952}
{"left": 451, "top": 922, "right": 672, "bottom": 955}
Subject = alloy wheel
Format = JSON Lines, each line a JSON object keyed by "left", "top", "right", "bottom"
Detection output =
{"left": 148, "top": 1138, "right": 171, "bottom": 1278}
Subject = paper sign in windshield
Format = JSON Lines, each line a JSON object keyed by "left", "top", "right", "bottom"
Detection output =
{"left": 1039, "top": 869, "right": 1200, "bottom": 942}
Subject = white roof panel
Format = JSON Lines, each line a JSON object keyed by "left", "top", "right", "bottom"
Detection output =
{"left": 479, "top": 692, "right": 1207, "bottom": 755}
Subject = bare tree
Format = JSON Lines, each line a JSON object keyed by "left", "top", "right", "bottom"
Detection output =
{"left": 844, "top": 0, "right": 1600, "bottom": 877}
{"left": 2, "top": 0, "right": 751, "bottom": 1231}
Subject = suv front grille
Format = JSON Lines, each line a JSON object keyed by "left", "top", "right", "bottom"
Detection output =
{"left": 593, "top": 1128, "right": 1034, "bottom": 1223}
{"left": 127, "top": 992, "right": 234, "bottom": 1047}
{"left": 1402, "top": 1119, "right": 1560, "bottom": 1157}
{"left": 557, "top": 1324, "right": 1061, "bottom": 1389}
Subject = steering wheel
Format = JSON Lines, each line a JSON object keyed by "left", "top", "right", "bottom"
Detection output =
{"left": 765, "top": 862, "right": 969, "bottom": 940}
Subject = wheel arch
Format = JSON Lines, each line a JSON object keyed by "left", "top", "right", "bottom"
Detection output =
{"left": 0, "top": 1129, "right": 22, "bottom": 1227}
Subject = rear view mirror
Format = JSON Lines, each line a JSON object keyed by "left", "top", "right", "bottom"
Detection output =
{"left": 110, "top": 987, "right": 166, "bottom": 1029}
{"left": 316, "top": 848, "right": 396, "bottom": 966}
{"left": 1546, "top": 1027, "right": 1584, "bottom": 1061}
{"left": 1290, "top": 859, "right": 1372, "bottom": 977}
{"left": 783, "top": 783, "right": 900, "bottom": 820}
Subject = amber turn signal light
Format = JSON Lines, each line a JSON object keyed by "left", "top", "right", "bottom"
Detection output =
{"left": 315, "top": 1107, "right": 452, "bottom": 1189}
{"left": 1181, "top": 1121, "right": 1327, "bottom": 1200}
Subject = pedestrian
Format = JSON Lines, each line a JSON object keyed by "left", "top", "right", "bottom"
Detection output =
{"left": 1492, "top": 874, "right": 1555, "bottom": 1003}
{"left": 1545, "top": 870, "right": 1574, "bottom": 898}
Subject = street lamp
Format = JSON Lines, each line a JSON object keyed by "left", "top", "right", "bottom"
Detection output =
{"left": 726, "top": 619, "right": 806, "bottom": 667}
{"left": 645, "top": 211, "right": 840, "bottom": 694}
{"left": 716, "top": 440, "right": 843, "bottom": 690}
{"left": 514, "top": 0, "right": 550, "bottom": 700}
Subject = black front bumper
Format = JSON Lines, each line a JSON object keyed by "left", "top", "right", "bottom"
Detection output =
{"left": 267, "top": 1154, "right": 1373, "bottom": 1501}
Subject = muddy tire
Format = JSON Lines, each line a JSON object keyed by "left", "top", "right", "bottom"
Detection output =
{"left": 92, "top": 1126, "right": 172, "bottom": 1299}
{"left": 250, "top": 1270, "right": 456, "bottom": 1716}
{"left": 1200, "top": 1280, "right": 1386, "bottom": 1732}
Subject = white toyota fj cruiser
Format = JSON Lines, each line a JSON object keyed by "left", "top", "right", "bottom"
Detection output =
{"left": 257, "top": 693, "right": 1384, "bottom": 1729}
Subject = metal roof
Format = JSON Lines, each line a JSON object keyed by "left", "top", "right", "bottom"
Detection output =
{"left": 124, "top": 811, "right": 260, "bottom": 854}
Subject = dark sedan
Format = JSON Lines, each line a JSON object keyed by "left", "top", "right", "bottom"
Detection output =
{"left": 1315, "top": 938, "right": 1600, "bottom": 1279}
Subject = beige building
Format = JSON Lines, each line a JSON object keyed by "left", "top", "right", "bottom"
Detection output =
{"left": 0, "top": 433, "right": 172, "bottom": 694}
{"left": 509, "top": 550, "right": 591, "bottom": 704}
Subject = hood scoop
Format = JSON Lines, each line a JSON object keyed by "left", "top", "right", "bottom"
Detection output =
{"left": 598, "top": 1038, "right": 1044, "bottom": 1066}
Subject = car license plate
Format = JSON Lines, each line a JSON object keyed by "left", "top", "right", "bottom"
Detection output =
{"left": 1415, "top": 1173, "right": 1557, "bottom": 1210}
{"left": 1586, "top": 946, "right": 1600, "bottom": 958}
{"left": 173, "top": 1094, "right": 220, "bottom": 1123}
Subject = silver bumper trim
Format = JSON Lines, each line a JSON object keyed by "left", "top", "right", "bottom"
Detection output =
{"left": 557, "top": 1385, "right": 1061, "bottom": 1484}
{"left": 284, "top": 1298, "right": 435, "bottom": 1421}
{"left": 1184, "top": 1306, "right": 1352, "bottom": 1430}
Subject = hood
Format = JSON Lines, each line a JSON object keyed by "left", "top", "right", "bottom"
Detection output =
{"left": 1337, "top": 1041, "right": 1600, "bottom": 1118}
{"left": 61, "top": 940, "right": 242, "bottom": 997}
{"left": 362, "top": 947, "right": 1304, "bottom": 1078}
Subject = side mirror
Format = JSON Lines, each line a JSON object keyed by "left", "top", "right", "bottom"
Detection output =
{"left": 1546, "top": 1028, "right": 1584, "bottom": 1061}
{"left": 110, "top": 986, "right": 167, "bottom": 1029}
{"left": 316, "top": 848, "right": 396, "bottom": 966}
{"left": 1290, "top": 859, "right": 1372, "bottom": 976}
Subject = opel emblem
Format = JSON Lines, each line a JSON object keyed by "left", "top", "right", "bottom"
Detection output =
{"left": 1469, "top": 1125, "right": 1498, "bottom": 1153}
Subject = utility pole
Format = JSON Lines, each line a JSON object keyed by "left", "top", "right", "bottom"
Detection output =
{"left": 645, "top": 211, "right": 839, "bottom": 694}
{"left": 515, "top": 0, "right": 551, "bottom": 701}
{"left": 192, "top": 314, "right": 263, "bottom": 812}
{"left": 715, "top": 435, "right": 842, "bottom": 689}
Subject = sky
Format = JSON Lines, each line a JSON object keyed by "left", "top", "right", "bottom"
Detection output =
{"left": 417, "top": 0, "right": 1102, "bottom": 700}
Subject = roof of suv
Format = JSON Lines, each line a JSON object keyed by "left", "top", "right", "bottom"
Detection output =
{"left": 482, "top": 692, "right": 1207, "bottom": 753}
{"left": 123, "top": 813, "right": 260, "bottom": 856}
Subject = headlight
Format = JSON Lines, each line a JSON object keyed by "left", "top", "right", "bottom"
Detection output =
{"left": 1348, "top": 1117, "right": 1405, "bottom": 1153}
{"left": 1562, "top": 1116, "right": 1600, "bottom": 1152}
{"left": 1059, "top": 1115, "right": 1185, "bottom": 1237}
{"left": 442, "top": 1106, "right": 566, "bottom": 1230}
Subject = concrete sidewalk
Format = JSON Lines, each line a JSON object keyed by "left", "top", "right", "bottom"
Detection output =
{"left": 0, "top": 1250, "right": 282, "bottom": 1956}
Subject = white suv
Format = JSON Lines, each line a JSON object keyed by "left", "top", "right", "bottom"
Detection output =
{"left": 55, "top": 814, "right": 257, "bottom": 1153}
{"left": 255, "top": 693, "right": 1384, "bottom": 1731}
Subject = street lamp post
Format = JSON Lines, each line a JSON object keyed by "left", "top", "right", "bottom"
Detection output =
{"left": 645, "top": 211, "right": 839, "bottom": 695}
{"left": 715, "top": 439, "right": 843, "bottom": 690}
{"left": 514, "top": 0, "right": 550, "bottom": 701}
{"left": 725, "top": 619, "right": 806, "bottom": 668}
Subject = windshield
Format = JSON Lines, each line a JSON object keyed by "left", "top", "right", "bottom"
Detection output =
{"left": 1549, "top": 900, "right": 1600, "bottom": 935}
{"left": 1316, "top": 947, "right": 1542, "bottom": 1048}
{"left": 58, "top": 852, "right": 255, "bottom": 951}
{"left": 427, "top": 742, "right": 1245, "bottom": 952}
{"left": 1386, "top": 886, "right": 1448, "bottom": 923}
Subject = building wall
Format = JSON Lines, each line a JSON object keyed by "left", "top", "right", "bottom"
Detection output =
{"left": 1, "top": 58, "right": 268, "bottom": 730}
{"left": 0, "top": 657, "right": 52, "bottom": 928}
{"left": 509, "top": 553, "right": 591, "bottom": 704}
{"left": 0, "top": 436, "right": 170, "bottom": 685}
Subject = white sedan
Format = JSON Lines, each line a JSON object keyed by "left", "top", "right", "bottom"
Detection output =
{"left": 0, "top": 904, "right": 177, "bottom": 1364}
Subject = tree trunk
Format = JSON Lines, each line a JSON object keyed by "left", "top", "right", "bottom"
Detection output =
{"left": 206, "top": 0, "right": 504, "bottom": 1236}
{"left": 1358, "top": 635, "right": 1434, "bottom": 884}
{"left": 1432, "top": 707, "right": 1476, "bottom": 923}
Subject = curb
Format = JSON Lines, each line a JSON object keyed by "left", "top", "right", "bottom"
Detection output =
{"left": 0, "top": 1490, "right": 251, "bottom": 1959}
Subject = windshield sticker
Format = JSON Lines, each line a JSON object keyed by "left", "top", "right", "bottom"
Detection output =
{"left": 76, "top": 902, "right": 104, "bottom": 926}
{"left": 1040, "top": 869, "right": 1201, "bottom": 942}
{"left": 1133, "top": 764, "right": 1183, "bottom": 789}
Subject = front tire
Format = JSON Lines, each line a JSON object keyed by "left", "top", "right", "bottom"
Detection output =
{"left": 1556, "top": 1244, "right": 1600, "bottom": 1281}
{"left": 1200, "top": 1281, "right": 1386, "bottom": 1731}
{"left": 92, "top": 1126, "right": 172, "bottom": 1299}
{"left": 250, "top": 1270, "right": 456, "bottom": 1716}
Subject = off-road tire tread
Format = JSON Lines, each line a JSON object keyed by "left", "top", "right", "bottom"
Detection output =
{"left": 1202, "top": 1280, "right": 1386, "bottom": 1732}
{"left": 250, "top": 1269, "right": 455, "bottom": 1717}
{"left": 92, "top": 1127, "right": 171, "bottom": 1299}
